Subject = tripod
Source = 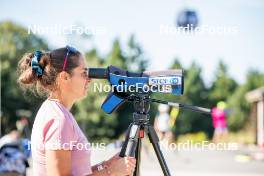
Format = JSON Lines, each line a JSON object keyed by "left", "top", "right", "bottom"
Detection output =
{"left": 119, "top": 94, "right": 171, "bottom": 176}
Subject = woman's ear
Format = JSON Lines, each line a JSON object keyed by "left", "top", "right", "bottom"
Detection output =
{"left": 59, "top": 71, "right": 70, "bottom": 81}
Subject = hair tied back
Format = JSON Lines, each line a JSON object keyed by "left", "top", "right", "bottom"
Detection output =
{"left": 31, "top": 50, "right": 43, "bottom": 76}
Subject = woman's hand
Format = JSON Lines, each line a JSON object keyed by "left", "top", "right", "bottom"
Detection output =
{"left": 105, "top": 152, "right": 120, "bottom": 166}
{"left": 106, "top": 154, "right": 136, "bottom": 176}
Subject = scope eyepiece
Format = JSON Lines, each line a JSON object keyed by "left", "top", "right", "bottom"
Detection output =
{"left": 87, "top": 68, "right": 108, "bottom": 79}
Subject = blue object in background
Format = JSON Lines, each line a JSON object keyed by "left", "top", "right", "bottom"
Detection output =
{"left": 21, "top": 138, "right": 31, "bottom": 158}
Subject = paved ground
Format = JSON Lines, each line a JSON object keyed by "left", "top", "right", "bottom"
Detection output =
{"left": 27, "top": 142, "right": 264, "bottom": 176}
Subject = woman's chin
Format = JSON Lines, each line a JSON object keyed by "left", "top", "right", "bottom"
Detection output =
{"left": 82, "top": 88, "right": 88, "bottom": 96}
{"left": 75, "top": 91, "right": 88, "bottom": 100}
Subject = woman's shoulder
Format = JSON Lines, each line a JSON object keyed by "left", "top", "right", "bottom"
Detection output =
{"left": 34, "top": 100, "right": 76, "bottom": 134}
{"left": 36, "top": 99, "right": 69, "bottom": 121}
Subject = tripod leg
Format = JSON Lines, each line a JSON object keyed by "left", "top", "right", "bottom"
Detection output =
{"left": 120, "top": 124, "right": 140, "bottom": 157}
{"left": 120, "top": 124, "right": 133, "bottom": 157}
{"left": 147, "top": 125, "right": 171, "bottom": 176}
{"left": 134, "top": 137, "right": 142, "bottom": 176}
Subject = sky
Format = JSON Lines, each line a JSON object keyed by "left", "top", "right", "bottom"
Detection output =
{"left": 1, "top": 0, "right": 264, "bottom": 85}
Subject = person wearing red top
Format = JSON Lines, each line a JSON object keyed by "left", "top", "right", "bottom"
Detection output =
{"left": 211, "top": 101, "right": 228, "bottom": 143}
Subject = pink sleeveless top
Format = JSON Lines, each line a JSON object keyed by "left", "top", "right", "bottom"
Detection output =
{"left": 31, "top": 99, "right": 92, "bottom": 176}
{"left": 211, "top": 107, "right": 227, "bottom": 129}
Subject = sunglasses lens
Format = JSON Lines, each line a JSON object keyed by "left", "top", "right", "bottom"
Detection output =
{"left": 66, "top": 45, "right": 77, "bottom": 53}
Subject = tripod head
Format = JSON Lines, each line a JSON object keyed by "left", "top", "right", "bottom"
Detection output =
{"left": 129, "top": 94, "right": 150, "bottom": 115}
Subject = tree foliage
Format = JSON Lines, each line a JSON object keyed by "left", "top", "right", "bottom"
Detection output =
{"left": 1, "top": 21, "right": 48, "bottom": 133}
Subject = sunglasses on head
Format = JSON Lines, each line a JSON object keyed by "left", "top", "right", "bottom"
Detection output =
{"left": 62, "top": 45, "right": 78, "bottom": 71}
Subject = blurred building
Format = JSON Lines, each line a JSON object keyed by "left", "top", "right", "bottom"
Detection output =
{"left": 246, "top": 87, "right": 264, "bottom": 147}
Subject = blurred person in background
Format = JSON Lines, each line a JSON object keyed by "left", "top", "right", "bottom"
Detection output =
{"left": 154, "top": 104, "right": 171, "bottom": 142}
{"left": 211, "top": 101, "right": 228, "bottom": 143}
{"left": 0, "top": 129, "right": 20, "bottom": 148}
{"left": 0, "top": 128, "right": 29, "bottom": 176}
{"left": 16, "top": 116, "right": 30, "bottom": 139}
{"left": 168, "top": 107, "right": 180, "bottom": 143}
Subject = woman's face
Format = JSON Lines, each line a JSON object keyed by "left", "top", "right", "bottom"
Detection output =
{"left": 66, "top": 55, "right": 91, "bottom": 100}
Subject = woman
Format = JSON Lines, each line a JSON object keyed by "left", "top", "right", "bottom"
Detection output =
{"left": 17, "top": 46, "right": 136, "bottom": 176}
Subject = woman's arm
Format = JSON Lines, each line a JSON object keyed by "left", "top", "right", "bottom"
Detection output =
{"left": 46, "top": 150, "right": 135, "bottom": 176}
{"left": 46, "top": 150, "right": 111, "bottom": 176}
{"left": 46, "top": 150, "right": 72, "bottom": 176}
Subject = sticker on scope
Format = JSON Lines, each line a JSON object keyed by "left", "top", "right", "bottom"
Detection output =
{"left": 148, "top": 76, "right": 182, "bottom": 85}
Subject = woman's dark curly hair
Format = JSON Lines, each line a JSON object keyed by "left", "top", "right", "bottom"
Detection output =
{"left": 17, "top": 47, "right": 81, "bottom": 96}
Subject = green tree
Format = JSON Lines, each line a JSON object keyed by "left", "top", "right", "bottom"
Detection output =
{"left": 0, "top": 21, "right": 48, "bottom": 134}
{"left": 209, "top": 60, "right": 237, "bottom": 104}
{"left": 105, "top": 39, "right": 127, "bottom": 69}
{"left": 125, "top": 35, "right": 148, "bottom": 72}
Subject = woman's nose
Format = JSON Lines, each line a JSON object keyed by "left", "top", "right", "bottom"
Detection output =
{"left": 86, "top": 78, "right": 92, "bottom": 82}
